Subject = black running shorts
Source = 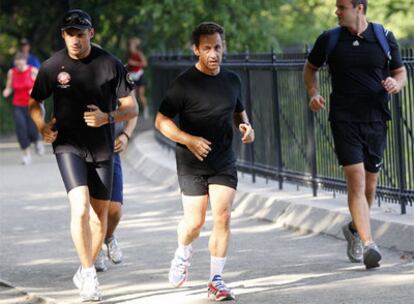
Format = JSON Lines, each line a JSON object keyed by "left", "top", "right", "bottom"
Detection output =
{"left": 178, "top": 166, "right": 238, "bottom": 196}
{"left": 56, "top": 153, "right": 114, "bottom": 200}
{"left": 330, "top": 121, "right": 387, "bottom": 173}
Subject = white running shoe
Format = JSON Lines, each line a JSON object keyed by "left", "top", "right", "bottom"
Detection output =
{"left": 35, "top": 140, "right": 45, "bottom": 155}
{"left": 168, "top": 250, "right": 192, "bottom": 288}
{"left": 73, "top": 266, "right": 83, "bottom": 290}
{"left": 106, "top": 236, "right": 123, "bottom": 264}
{"left": 94, "top": 249, "right": 108, "bottom": 272}
{"left": 73, "top": 266, "right": 102, "bottom": 302}
{"left": 21, "top": 154, "right": 32, "bottom": 165}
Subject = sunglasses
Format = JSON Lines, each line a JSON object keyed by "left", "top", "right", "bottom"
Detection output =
{"left": 63, "top": 13, "right": 92, "bottom": 27}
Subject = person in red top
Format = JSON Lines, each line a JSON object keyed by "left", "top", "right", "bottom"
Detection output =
{"left": 3, "top": 52, "right": 44, "bottom": 165}
{"left": 127, "top": 37, "right": 149, "bottom": 118}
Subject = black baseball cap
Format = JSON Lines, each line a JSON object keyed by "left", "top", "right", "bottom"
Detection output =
{"left": 61, "top": 9, "right": 92, "bottom": 30}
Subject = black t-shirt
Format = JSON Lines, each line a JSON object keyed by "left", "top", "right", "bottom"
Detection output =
{"left": 159, "top": 66, "right": 245, "bottom": 174}
{"left": 31, "top": 46, "right": 133, "bottom": 162}
{"left": 308, "top": 23, "right": 403, "bottom": 122}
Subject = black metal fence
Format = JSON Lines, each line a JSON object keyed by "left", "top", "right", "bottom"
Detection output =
{"left": 150, "top": 50, "right": 414, "bottom": 214}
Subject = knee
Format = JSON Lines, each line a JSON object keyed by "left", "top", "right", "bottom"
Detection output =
{"left": 71, "top": 204, "right": 90, "bottom": 222}
{"left": 186, "top": 218, "right": 205, "bottom": 235}
{"left": 214, "top": 210, "right": 231, "bottom": 229}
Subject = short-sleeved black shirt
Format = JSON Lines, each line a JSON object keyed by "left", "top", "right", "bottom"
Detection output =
{"left": 308, "top": 23, "right": 403, "bottom": 122}
{"left": 159, "top": 66, "right": 245, "bottom": 175}
{"left": 31, "top": 46, "right": 133, "bottom": 162}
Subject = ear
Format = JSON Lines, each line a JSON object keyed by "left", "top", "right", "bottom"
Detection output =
{"left": 61, "top": 30, "right": 65, "bottom": 40}
{"left": 193, "top": 44, "right": 200, "bottom": 56}
{"left": 223, "top": 39, "right": 227, "bottom": 53}
{"left": 89, "top": 28, "right": 95, "bottom": 39}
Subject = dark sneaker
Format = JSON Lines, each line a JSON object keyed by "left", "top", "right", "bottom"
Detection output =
{"left": 363, "top": 242, "right": 382, "bottom": 269}
{"left": 342, "top": 222, "right": 363, "bottom": 263}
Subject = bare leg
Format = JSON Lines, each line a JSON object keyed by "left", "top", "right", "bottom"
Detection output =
{"left": 177, "top": 194, "right": 209, "bottom": 245}
{"left": 343, "top": 163, "right": 372, "bottom": 244}
{"left": 106, "top": 201, "right": 122, "bottom": 239}
{"left": 68, "top": 186, "right": 93, "bottom": 268}
{"left": 208, "top": 185, "right": 236, "bottom": 257}
{"left": 89, "top": 197, "right": 109, "bottom": 262}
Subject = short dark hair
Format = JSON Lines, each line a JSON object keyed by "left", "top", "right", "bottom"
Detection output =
{"left": 191, "top": 22, "right": 224, "bottom": 46}
{"left": 351, "top": 0, "right": 368, "bottom": 14}
{"left": 14, "top": 52, "right": 28, "bottom": 61}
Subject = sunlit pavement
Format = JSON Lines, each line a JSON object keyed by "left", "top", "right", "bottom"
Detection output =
{"left": 1, "top": 145, "right": 413, "bottom": 304}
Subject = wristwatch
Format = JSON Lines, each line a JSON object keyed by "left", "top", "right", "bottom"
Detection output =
{"left": 108, "top": 112, "right": 115, "bottom": 124}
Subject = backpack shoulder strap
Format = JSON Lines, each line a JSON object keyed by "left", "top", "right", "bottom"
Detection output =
{"left": 325, "top": 27, "right": 342, "bottom": 61}
{"left": 372, "top": 23, "right": 391, "bottom": 60}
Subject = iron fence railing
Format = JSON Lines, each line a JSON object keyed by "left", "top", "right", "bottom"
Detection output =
{"left": 150, "top": 50, "right": 414, "bottom": 214}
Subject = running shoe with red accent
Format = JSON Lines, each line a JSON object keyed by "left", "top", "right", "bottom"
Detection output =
{"left": 207, "top": 275, "right": 235, "bottom": 302}
{"left": 168, "top": 252, "right": 192, "bottom": 288}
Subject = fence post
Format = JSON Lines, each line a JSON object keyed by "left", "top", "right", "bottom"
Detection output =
{"left": 305, "top": 45, "right": 318, "bottom": 197}
{"left": 271, "top": 48, "right": 283, "bottom": 190}
{"left": 392, "top": 93, "right": 407, "bottom": 214}
{"left": 245, "top": 48, "right": 256, "bottom": 183}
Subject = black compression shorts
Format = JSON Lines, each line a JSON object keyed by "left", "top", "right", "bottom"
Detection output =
{"left": 56, "top": 153, "right": 114, "bottom": 200}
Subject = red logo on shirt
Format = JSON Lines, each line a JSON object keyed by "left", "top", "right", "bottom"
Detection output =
{"left": 57, "top": 71, "right": 71, "bottom": 87}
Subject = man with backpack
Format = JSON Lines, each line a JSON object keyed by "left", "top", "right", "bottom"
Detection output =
{"left": 303, "top": 0, "right": 406, "bottom": 269}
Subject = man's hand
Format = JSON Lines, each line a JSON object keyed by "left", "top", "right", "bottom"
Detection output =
{"left": 41, "top": 118, "right": 58, "bottom": 143}
{"left": 185, "top": 135, "right": 212, "bottom": 162}
{"left": 84, "top": 104, "right": 108, "bottom": 127}
{"left": 382, "top": 77, "right": 400, "bottom": 94}
{"left": 114, "top": 133, "right": 128, "bottom": 153}
{"left": 239, "top": 123, "right": 255, "bottom": 144}
{"left": 309, "top": 95, "right": 326, "bottom": 112}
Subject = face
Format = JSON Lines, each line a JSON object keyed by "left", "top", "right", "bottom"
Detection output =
{"left": 20, "top": 44, "right": 30, "bottom": 54}
{"left": 335, "top": 0, "right": 363, "bottom": 27}
{"left": 14, "top": 58, "right": 27, "bottom": 70}
{"left": 61, "top": 28, "right": 94, "bottom": 58}
{"left": 193, "top": 32, "right": 224, "bottom": 73}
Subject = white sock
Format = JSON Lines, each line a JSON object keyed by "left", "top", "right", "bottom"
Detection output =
{"left": 210, "top": 256, "right": 227, "bottom": 281}
{"left": 176, "top": 243, "right": 192, "bottom": 259}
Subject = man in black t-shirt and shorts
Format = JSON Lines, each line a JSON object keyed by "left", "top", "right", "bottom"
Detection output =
{"left": 29, "top": 9, "right": 137, "bottom": 302}
{"left": 155, "top": 22, "right": 255, "bottom": 301}
{"left": 304, "top": 0, "right": 406, "bottom": 269}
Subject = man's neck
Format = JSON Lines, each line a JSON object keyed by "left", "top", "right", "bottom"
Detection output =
{"left": 195, "top": 62, "right": 220, "bottom": 76}
{"left": 348, "top": 16, "right": 368, "bottom": 37}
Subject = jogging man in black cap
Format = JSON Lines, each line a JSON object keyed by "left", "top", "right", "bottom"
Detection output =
{"left": 29, "top": 9, "right": 137, "bottom": 302}
{"left": 155, "top": 22, "right": 254, "bottom": 301}
{"left": 304, "top": 0, "right": 406, "bottom": 269}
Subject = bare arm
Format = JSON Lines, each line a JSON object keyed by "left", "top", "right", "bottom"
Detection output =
{"left": 154, "top": 112, "right": 211, "bottom": 161}
{"left": 29, "top": 98, "right": 57, "bottom": 143}
{"left": 114, "top": 110, "right": 138, "bottom": 153}
{"left": 2, "top": 70, "right": 13, "bottom": 98}
{"left": 233, "top": 110, "right": 255, "bottom": 144}
{"left": 382, "top": 66, "right": 407, "bottom": 94}
{"left": 303, "top": 60, "right": 326, "bottom": 112}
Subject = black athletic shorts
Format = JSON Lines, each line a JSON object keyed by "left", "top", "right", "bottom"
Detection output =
{"left": 56, "top": 153, "right": 114, "bottom": 200}
{"left": 178, "top": 166, "right": 238, "bottom": 196}
{"left": 330, "top": 121, "right": 387, "bottom": 173}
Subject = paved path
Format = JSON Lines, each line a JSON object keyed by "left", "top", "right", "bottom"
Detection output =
{"left": 0, "top": 146, "right": 413, "bottom": 304}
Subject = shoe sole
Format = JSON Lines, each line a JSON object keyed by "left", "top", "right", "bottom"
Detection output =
{"left": 81, "top": 296, "right": 102, "bottom": 302}
{"left": 95, "top": 266, "right": 107, "bottom": 272}
{"left": 342, "top": 225, "right": 362, "bottom": 263}
{"left": 208, "top": 291, "right": 235, "bottom": 302}
{"left": 364, "top": 249, "right": 381, "bottom": 269}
